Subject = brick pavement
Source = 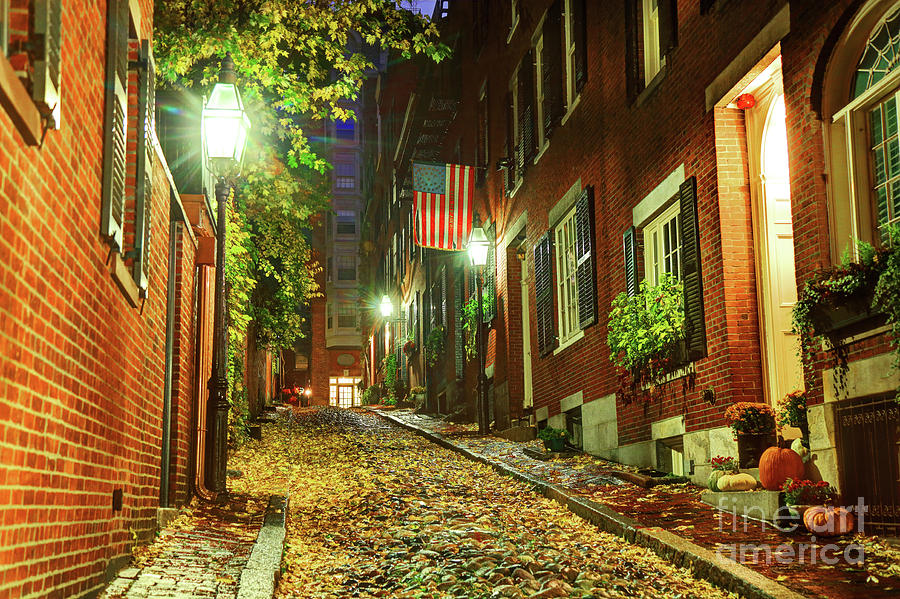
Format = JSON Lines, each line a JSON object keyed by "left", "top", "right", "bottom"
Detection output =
{"left": 100, "top": 495, "right": 266, "bottom": 599}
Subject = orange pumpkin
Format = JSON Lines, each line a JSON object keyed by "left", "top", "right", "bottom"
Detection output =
{"left": 758, "top": 445, "right": 804, "bottom": 491}
{"left": 803, "top": 506, "right": 855, "bottom": 536}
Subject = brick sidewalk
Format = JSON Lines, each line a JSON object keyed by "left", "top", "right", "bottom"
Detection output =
{"left": 101, "top": 495, "right": 266, "bottom": 599}
{"left": 377, "top": 408, "right": 900, "bottom": 599}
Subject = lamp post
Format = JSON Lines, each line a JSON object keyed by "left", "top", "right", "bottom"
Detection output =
{"left": 467, "top": 225, "right": 490, "bottom": 434}
{"left": 202, "top": 53, "right": 250, "bottom": 496}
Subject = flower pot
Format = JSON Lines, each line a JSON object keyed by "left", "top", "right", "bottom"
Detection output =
{"left": 809, "top": 290, "right": 885, "bottom": 337}
{"left": 543, "top": 438, "right": 566, "bottom": 452}
{"left": 736, "top": 432, "right": 777, "bottom": 468}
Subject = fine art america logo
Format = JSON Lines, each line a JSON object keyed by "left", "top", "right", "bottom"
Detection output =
{"left": 715, "top": 498, "right": 867, "bottom": 565}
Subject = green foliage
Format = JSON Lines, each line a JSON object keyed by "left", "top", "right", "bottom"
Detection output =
{"left": 362, "top": 385, "right": 382, "bottom": 405}
{"left": 383, "top": 354, "right": 398, "bottom": 403}
{"left": 424, "top": 327, "right": 445, "bottom": 368}
{"left": 792, "top": 225, "right": 900, "bottom": 400}
{"left": 461, "top": 294, "right": 494, "bottom": 361}
{"left": 536, "top": 427, "right": 569, "bottom": 441}
{"left": 776, "top": 390, "right": 808, "bottom": 430}
{"left": 607, "top": 274, "right": 686, "bottom": 402}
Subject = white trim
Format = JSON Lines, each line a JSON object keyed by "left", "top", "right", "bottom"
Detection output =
{"left": 553, "top": 328, "right": 584, "bottom": 355}
{"left": 533, "top": 142, "right": 550, "bottom": 165}
{"left": 549, "top": 178, "right": 583, "bottom": 225}
{"left": 632, "top": 164, "right": 685, "bottom": 227}
{"left": 560, "top": 93, "right": 582, "bottom": 126}
{"left": 503, "top": 210, "right": 528, "bottom": 248}
{"left": 393, "top": 94, "right": 416, "bottom": 163}
{"left": 561, "top": 391, "right": 584, "bottom": 412}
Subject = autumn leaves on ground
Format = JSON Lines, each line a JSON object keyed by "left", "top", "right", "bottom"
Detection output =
{"left": 229, "top": 407, "right": 733, "bottom": 598}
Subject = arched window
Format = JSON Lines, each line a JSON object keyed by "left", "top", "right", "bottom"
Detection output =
{"left": 823, "top": 1, "right": 900, "bottom": 259}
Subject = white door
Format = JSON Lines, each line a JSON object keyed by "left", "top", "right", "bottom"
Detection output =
{"left": 747, "top": 80, "right": 804, "bottom": 408}
{"left": 520, "top": 252, "right": 534, "bottom": 410}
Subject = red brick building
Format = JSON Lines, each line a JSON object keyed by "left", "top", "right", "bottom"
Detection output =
{"left": 0, "top": 0, "right": 220, "bottom": 595}
{"left": 366, "top": 0, "right": 900, "bottom": 534}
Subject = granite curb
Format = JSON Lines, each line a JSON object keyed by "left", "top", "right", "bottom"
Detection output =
{"left": 236, "top": 494, "right": 289, "bottom": 599}
{"left": 372, "top": 409, "right": 806, "bottom": 599}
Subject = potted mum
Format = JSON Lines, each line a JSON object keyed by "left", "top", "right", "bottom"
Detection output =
{"left": 725, "top": 402, "right": 776, "bottom": 468}
{"left": 537, "top": 427, "right": 569, "bottom": 452}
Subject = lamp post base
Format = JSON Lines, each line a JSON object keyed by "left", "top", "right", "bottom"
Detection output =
{"left": 206, "top": 375, "right": 230, "bottom": 495}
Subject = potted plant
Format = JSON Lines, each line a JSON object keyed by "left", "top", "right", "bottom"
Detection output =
{"left": 424, "top": 327, "right": 445, "bottom": 368}
{"left": 403, "top": 339, "right": 417, "bottom": 357}
{"left": 607, "top": 274, "right": 688, "bottom": 404}
{"left": 779, "top": 478, "right": 852, "bottom": 534}
{"left": 724, "top": 402, "right": 776, "bottom": 468}
{"left": 708, "top": 456, "right": 740, "bottom": 491}
{"left": 537, "top": 426, "right": 569, "bottom": 452}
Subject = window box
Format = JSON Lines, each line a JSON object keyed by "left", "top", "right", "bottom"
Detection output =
{"left": 808, "top": 289, "right": 886, "bottom": 338}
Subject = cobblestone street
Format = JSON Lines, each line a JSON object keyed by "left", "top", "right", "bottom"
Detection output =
{"left": 226, "top": 408, "right": 735, "bottom": 599}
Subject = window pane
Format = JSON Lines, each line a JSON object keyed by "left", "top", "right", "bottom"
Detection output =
{"left": 875, "top": 146, "right": 887, "bottom": 186}
{"left": 887, "top": 97, "right": 898, "bottom": 138}
{"left": 336, "top": 118, "right": 355, "bottom": 140}
{"left": 871, "top": 105, "right": 884, "bottom": 147}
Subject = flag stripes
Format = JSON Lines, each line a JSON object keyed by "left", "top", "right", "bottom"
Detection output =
{"left": 412, "top": 163, "right": 474, "bottom": 251}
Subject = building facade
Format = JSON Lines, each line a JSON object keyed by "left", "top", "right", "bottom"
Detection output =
{"left": 0, "top": 0, "right": 222, "bottom": 594}
{"left": 365, "top": 0, "right": 900, "bottom": 535}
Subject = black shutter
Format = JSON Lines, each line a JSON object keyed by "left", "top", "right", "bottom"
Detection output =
{"left": 543, "top": 0, "right": 563, "bottom": 139}
{"left": 483, "top": 226, "right": 497, "bottom": 323}
{"left": 623, "top": 226, "right": 638, "bottom": 297}
{"left": 518, "top": 51, "right": 535, "bottom": 170}
{"left": 31, "top": 0, "right": 62, "bottom": 127}
{"left": 659, "top": 0, "right": 678, "bottom": 57}
{"left": 441, "top": 266, "right": 448, "bottom": 327}
{"left": 505, "top": 91, "right": 516, "bottom": 195}
{"left": 700, "top": 0, "right": 716, "bottom": 15}
{"left": 133, "top": 40, "right": 154, "bottom": 295}
{"left": 101, "top": 0, "right": 129, "bottom": 250}
{"left": 572, "top": 0, "right": 588, "bottom": 93}
{"left": 679, "top": 177, "right": 707, "bottom": 360}
{"left": 534, "top": 232, "right": 556, "bottom": 356}
{"left": 624, "top": 0, "right": 641, "bottom": 101}
{"left": 575, "top": 187, "right": 596, "bottom": 329}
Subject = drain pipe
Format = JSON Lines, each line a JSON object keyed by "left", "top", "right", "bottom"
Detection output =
{"left": 160, "top": 195, "right": 180, "bottom": 508}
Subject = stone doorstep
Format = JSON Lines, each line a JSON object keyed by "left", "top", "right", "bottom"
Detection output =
{"left": 700, "top": 490, "right": 782, "bottom": 523}
{"left": 236, "top": 494, "right": 289, "bottom": 599}
{"left": 373, "top": 410, "right": 805, "bottom": 599}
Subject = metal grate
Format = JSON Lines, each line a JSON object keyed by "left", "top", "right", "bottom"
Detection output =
{"left": 835, "top": 394, "right": 900, "bottom": 536}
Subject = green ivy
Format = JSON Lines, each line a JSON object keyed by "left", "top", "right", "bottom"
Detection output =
{"left": 461, "top": 294, "right": 494, "bottom": 362}
{"left": 383, "top": 354, "right": 398, "bottom": 403}
{"left": 607, "top": 274, "right": 686, "bottom": 403}
{"left": 424, "top": 327, "right": 445, "bottom": 368}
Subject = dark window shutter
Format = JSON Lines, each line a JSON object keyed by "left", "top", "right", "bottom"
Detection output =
{"left": 543, "top": 0, "right": 564, "bottom": 139}
{"left": 31, "top": 0, "right": 62, "bottom": 126}
{"left": 534, "top": 232, "right": 556, "bottom": 356}
{"left": 455, "top": 274, "right": 464, "bottom": 378}
{"left": 101, "top": 0, "right": 129, "bottom": 250}
{"left": 624, "top": 0, "right": 641, "bottom": 101}
{"left": 659, "top": 0, "right": 678, "bottom": 56}
{"left": 679, "top": 176, "right": 707, "bottom": 360}
{"left": 623, "top": 226, "right": 638, "bottom": 297}
{"left": 575, "top": 187, "right": 596, "bottom": 329}
{"left": 518, "top": 51, "right": 535, "bottom": 169}
{"left": 133, "top": 40, "right": 154, "bottom": 295}
{"left": 700, "top": 0, "right": 716, "bottom": 15}
{"left": 441, "top": 266, "right": 448, "bottom": 327}
{"left": 572, "top": 0, "right": 588, "bottom": 93}
{"left": 505, "top": 91, "right": 516, "bottom": 195}
{"left": 483, "top": 226, "right": 497, "bottom": 323}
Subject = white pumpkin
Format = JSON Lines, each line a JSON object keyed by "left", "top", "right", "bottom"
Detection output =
{"left": 717, "top": 472, "right": 757, "bottom": 492}
{"left": 791, "top": 438, "right": 810, "bottom": 463}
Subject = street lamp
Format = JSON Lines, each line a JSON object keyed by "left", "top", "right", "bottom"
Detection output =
{"left": 467, "top": 225, "right": 490, "bottom": 434}
{"left": 202, "top": 53, "right": 250, "bottom": 497}
{"left": 379, "top": 294, "right": 394, "bottom": 318}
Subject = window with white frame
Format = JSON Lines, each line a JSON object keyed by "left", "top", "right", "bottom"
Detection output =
{"left": 337, "top": 255, "right": 356, "bottom": 281}
{"left": 337, "top": 304, "right": 357, "bottom": 329}
{"left": 827, "top": 2, "right": 900, "bottom": 254}
{"left": 535, "top": 32, "right": 548, "bottom": 152}
{"left": 643, "top": 201, "right": 681, "bottom": 285}
{"left": 335, "top": 117, "right": 355, "bottom": 141}
{"left": 642, "top": 0, "right": 663, "bottom": 85}
{"left": 510, "top": 63, "right": 522, "bottom": 187}
{"left": 554, "top": 205, "right": 580, "bottom": 344}
{"left": 336, "top": 210, "right": 356, "bottom": 236}
{"left": 326, "top": 302, "right": 333, "bottom": 329}
{"left": 335, "top": 161, "right": 356, "bottom": 189}
{"left": 563, "top": 0, "right": 577, "bottom": 109}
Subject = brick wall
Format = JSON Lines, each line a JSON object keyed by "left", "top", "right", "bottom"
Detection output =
{"left": 0, "top": 0, "right": 202, "bottom": 596}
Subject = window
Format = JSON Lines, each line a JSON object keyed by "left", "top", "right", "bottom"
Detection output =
{"left": 337, "top": 255, "right": 356, "bottom": 281}
{"left": 0, "top": 0, "right": 61, "bottom": 144}
{"left": 477, "top": 82, "right": 488, "bottom": 184}
{"left": 326, "top": 256, "right": 333, "bottom": 281}
{"left": 826, "top": 2, "right": 900, "bottom": 254}
{"left": 335, "top": 162, "right": 356, "bottom": 189}
{"left": 335, "top": 117, "right": 355, "bottom": 141}
{"left": 326, "top": 303, "right": 333, "bottom": 329}
{"left": 642, "top": 201, "right": 681, "bottom": 285}
{"left": 562, "top": 0, "right": 586, "bottom": 110}
{"left": 642, "top": 0, "right": 663, "bottom": 85}
{"left": 338, "top": 304, "right": 357, "bottom": 329}
{"left": 336, "top": 210, "right": 356, "bottom": 235}
{"left": 554, "top": 205, "right": 580, "bottom": 344}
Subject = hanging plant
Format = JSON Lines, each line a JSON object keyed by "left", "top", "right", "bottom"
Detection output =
{"left": 403, "top": 339, "right": 417, "bottom": 356}
{"left": 607, "top": 274, "right": 687, "bottom": 403}
{"left": 424, "top": 327, "right": 445, "bottom": 368}
{"left": 461, "top": 294, "right": 495, "bottom": 362}
{"left": 792, "top": 224, "right": 900, "bottom": 401}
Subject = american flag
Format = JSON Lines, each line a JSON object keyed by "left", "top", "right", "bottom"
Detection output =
{"left": 412, "top": 162, "right": 474, "bottom": 251}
